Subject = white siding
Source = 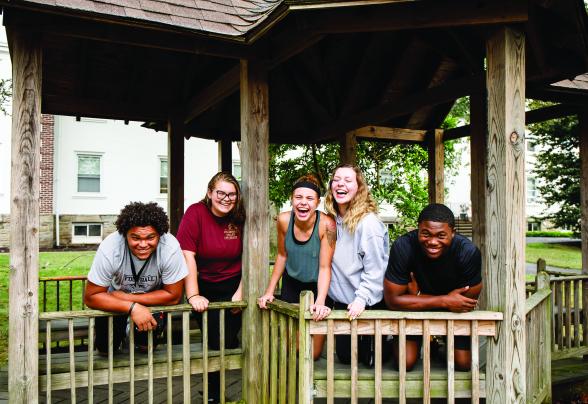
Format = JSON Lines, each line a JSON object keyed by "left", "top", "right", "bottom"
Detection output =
{"left": 0, "top": 21, "right": 11, "bottom": 214}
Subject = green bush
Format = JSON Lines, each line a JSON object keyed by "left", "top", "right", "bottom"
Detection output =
{"left": 526, "top": 230, "right": 573, "bottom": 238}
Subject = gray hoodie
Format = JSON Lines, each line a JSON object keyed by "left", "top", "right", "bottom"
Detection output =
{"left": 328, "top": 212, "right": 389, "bottom": 306}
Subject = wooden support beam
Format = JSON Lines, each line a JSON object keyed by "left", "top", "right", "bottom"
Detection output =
{"left": 527, "top": 86, "right": 588, "bottom": 106}
{"left": 8, "top": 28, "right": 42, "bottom": 402}
{"left": 351, "top": 126, "right": 426, "bottom": 142}
{"left": 427, "top": 129, "right": 444, "bottom": 204}
{"left": 240, "top": 59, "right": 270, "bottom": 403}
{"left": 304, "top": 0, "right": 527, "bottom": 33}
{"left": 167, "top": 116, "right": 184, "bottom": 235}
{"left": 218, "top": 140, "right": 233, "bottom": 173}
{"left": 339, "top": 132, "right": 357, "bottom": 165}
{"left": 579, "top": 111, "right": 588, "bottom": 356}
{"left": 444, "top": 103, "right": 579, "bottom": 141}
{"left": 485, "top": 26, "right": 526, "bottom": 403}
{"left": 470, "top": 84, "right": 487, "bottom": 308}
{"left": 311, "top": 75, "right": 477, "bottom": 142}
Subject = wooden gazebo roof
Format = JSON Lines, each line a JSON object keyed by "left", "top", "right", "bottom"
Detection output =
{"left": 1, "top": 0, "right": 587, "bottom": 144}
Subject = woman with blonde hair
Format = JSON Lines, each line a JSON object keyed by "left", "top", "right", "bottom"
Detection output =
{"left": 176, "top": 171, "right": 245, "bottom": 403}
{"left": 258, "top": 174, "right": 336, "bottom": 359}
{"left": 325, "top": 164, "right": 390, "bottom": 366}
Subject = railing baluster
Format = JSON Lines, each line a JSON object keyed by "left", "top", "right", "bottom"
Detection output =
{"left": 43, "top": 280, "right": 47, "bottom": 312}
{"left": 583, "top": 279, "right": 588, "bottom": 351}
{"left": 69, "top": 318, "right": 76, "bottom": 403}
{"left": 81, "top": 279, "right": 86, "bottom": 310}
{"left": 374, "top": 319, "right": 382, "bottom": 404}
{"left": 279, "top": 314, "right": 287, "bottom": 404}
{"left": 167, "top": 312, "right": 173, "bottom": 404}
{"left": 129, "top": 318, "right": 135, "bottom": 404}
{"left": 69, "top": 280, "right": 73, "bottom": 310}
{"left": 556, "top": 281, "right": 563, "bottom": 349}
{"left": 446, "top": 320, "right": 455, "bottom": 404}
{"left": 399, "top": 319, "right": 406, "bottom": 404}
{"left": 423, "top": 320, "right": 431, "bottom": 404}
{"left": 326, "top": 319, "right": 334, "bottom": 404}
{"left": 565, "top": 280, "right": 572, "bottom": 348}
{"left": 551, "top": 280, "right": 556, "bottom": 352}
{"left": 262, "top": 310, "right": 270, "bottom": 403}
{"left": 148, "top": 329, "right": 154, "bottom": 404}
{"left": 182, "top": 310, "right": 191, "bottom": 404}
{"left": 46, "top": 320, "right": 52, "bottom": 403}
{"left": 202, "top": 310, "right": 208, "bottom": 403}
{"left": 220, "top": 309, "right": 226, "bottom": 404}
{"left": 471, "top": 320, "right": 479, "bottom": 404}
{"left": 56, "top": 281, "right": 60, "bottom": 311}
{"left": 287, "top": 317, "right": 296, "bottom": 404}
{"left": 88, "top": 317, "right": 94, "bottom": 404}
{"left": 574, "top": 279, "right": 580, "bottom": 347}
{"left": 270, "top": 310, "right": 278, "bottom": 404}
{"left": 350, "top": 319, "right": 358, "bottom": 404}
{"left": 108, "top": 316, "right": 113, "bottom": 404}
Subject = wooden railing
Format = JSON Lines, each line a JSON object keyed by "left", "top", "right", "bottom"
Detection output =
{"left": 264, "top": 292, "right": 503, "bottom": 404}
{"left": 526, "top": 272, "right": 552, "bottom": 404}
{"left": 39, "top": 301, "right": 246, "bottom": 403}
{"left": 40, "top": 275, "right": 87, "bottom": 312}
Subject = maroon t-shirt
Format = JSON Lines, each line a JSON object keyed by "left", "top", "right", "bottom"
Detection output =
{"left": 176, "top": 202, "right": 242, "bottom": 282}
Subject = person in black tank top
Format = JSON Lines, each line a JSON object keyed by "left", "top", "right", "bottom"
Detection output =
{"left": 384, "top": 204, "right": 482, "bottom": 371}
{"left": 258, "top": 174, "right": 337, "bottom": 360}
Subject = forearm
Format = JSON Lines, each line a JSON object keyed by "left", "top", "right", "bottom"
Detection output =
{"left": 315, "top": 265, "right": 331, "bottom": 305}
{"left": 113, "top": 289, "right": 182, "bottom": 306}
{"left": 85, "top": 292, "right": 135, "bottom": 313}
{"left": 386, "top": 293, "right": 447, "bottom": 311}
{"left": 184, "top": 253, "right": 199, "bottom": 297}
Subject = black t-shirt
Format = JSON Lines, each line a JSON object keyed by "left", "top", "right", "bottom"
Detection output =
{"left": 385, "top": 230, "right": 482, "bottom": 295}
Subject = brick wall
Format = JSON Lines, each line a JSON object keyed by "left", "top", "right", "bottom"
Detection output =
{"left": 40, "top": 114, "right": 54, "bottom": 215}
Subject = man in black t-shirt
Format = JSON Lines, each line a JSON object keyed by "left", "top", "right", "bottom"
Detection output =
{"left": 384, "top": 203, "right": 482, "bottom": 371}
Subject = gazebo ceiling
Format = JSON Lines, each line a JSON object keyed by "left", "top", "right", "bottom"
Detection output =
{"left": 1, "top": 0, "right": 587, "bottom": 144}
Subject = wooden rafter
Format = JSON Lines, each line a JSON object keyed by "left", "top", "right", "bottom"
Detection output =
{"left": 351, "top": 126, "right": 426, "bottom": 142}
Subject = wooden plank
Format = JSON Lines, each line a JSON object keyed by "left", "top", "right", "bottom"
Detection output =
{"left": 351, "top": 126, "right": 426, "bottom": 142}
{"left": 374, "top": 319, "right": 382, "bottom": 404}
{"left": 279, "top": 314, "right": 287, "bottom": 404}
{"left": 556, "top": 281, "right": 564, "bottom": 349}
{"left": 298, "top": 292, "right": 313, "bottom": 404}
{"left": 447, "top": 320, "right": 454, "bottom": 404}
{"left": 305, "top": 310, "right": 502, "bottom": 322}
{"left": 182, "top": 311, "right": 191, "bottom": 403}
{"left": 148, "top": 331, "right": 154, "bottom": 404}
{"left": 580, "top": 111, "right": 588, "bottom": 356}
{"left": 220, "top": 309, "right": 226, "bottom": 404}
{"left": 241, "top": 59, "right": 270, "bottom": 403}
{"left": 261, "top": 310, "right": 270, "bottom": 404}
{"left": 428, "top": 129, "right": 444, "bottom": 204}
{"left": 326, "top": 320, "right": 334, "bottom": 404}
{"left": 167, "top": 115, "right": 185, "bottom": 235}
{"left": 129, "top": 319, "right": 135, "bottom": 403}
{"left": 399, "top": 319, "right": 406, "bottom": 404}
{"left": 270, "top": 311, "right": 278, "bottom": 403}
{"left": 86, "top": 318, "right": 93, "bottom": 403}
{"left": 484, "top": 26, "right": 527, "bottom": 403}
{"left": 351, "top": 320, "right": 358, "bottom": 404}
{"left": 46, "top": 321, "right": 52, "bottom": 402}
{"left": 536, "top": 272, "right": 552, "bottom": 403}
{"left": 565, "top": 281, "right": 572, "bottom": 348}
{"left": 69, "top": 319, "right": 77, "bottom": 403}
{"left": 423, "top": 320, "right": 431, "bottom": 404}
{"left": 340, "top": 132, "right": 357, "bottom": 165}
{"left": 471, "top": 321, "right": 479, "bottom": 404}
{"left": 167, "top": 313, "right": 173, "bottom": 404}
{"left": 7, "top": 27, "right": 42, "bottom": 403}
{"left": 288, "top": 317, "right": 297, "bottom": 404}
{"left": 108, "top": 316, "right": 113, "bottom": 404}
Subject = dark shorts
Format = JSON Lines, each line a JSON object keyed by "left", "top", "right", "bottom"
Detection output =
{"left": 406, "top": 334, "right": 471, "bottom": 350}
{"left": 280, "top": 271, "right": 318, "bottom": 304}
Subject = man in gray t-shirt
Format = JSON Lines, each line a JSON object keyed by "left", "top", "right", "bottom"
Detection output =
{"left": 84, "top": 202, "right": 188, "bottom": 353}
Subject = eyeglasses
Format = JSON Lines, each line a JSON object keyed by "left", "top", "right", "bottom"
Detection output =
{"left": 215, "top": 190, "right": 238, "bottom": 201}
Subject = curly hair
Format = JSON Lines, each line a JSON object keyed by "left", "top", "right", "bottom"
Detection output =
{"left": 115, "top": 201, "right": 169, "bottom": 236}
{"left": 201, "top": 172, "right": 246, "bottom": 226}
{"left": 418, "top": 203, "right": 455, "bottom": 229}
{"left": 324, "top": 164, "right": 378, "bottom": 233}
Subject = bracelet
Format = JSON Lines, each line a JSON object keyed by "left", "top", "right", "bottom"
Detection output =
{"left": 186, "top": 294, "right": 198, "bottom": 303}
{"left": 128, "top": 302, "right": 136, "bottom": 315}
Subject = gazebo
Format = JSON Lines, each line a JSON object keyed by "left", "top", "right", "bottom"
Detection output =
{"left": 3, "top": 0, "right": 588, "bottom": 402}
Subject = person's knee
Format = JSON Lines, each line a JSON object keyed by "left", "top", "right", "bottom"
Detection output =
{"left": 455, "top": 349, "right": 471, "bottom": 371}
{"left": 393, "top": 339, "right": 419, "bottom": 371}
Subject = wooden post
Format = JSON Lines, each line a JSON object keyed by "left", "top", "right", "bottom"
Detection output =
{"left": 485, "top": 26, "right": 526, "bottom": 403}
{"left": 470, "top": 84, "right": 488, "bottom": 308}
{"left": 240, "top": 59, "right": 270, "bottom": 403}
{"left": 339, "top": 131, "right": 357, "bottom": 165}
{"left": 167, "top": 115, "right": 184, "bottom": 235}
{"left": 427, "top": 129, "right": 444, "bottom": 204}
{"left": 8, "top": 28, "right": 42, "bottom": 402}
{"left": 218, "top": 140, "right": 233, "bottom": 173}
{"left": 579, "top": 111, "right": 588, "bottom": 358}
{"left": 536, "top": 271, "right": 552, "bottom": 402}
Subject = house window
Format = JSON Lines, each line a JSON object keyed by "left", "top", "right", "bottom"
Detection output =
{"left": 527, "top": 221, "right": 541, "bottom": 232}
{"left": 72, "top": 223, "right": 103, "bottom": 244}
{"left": 527, "top": 177, "right": 538, "bottom": 204}
{"left": 160, "top": 158, "right": 168, "bottom": 194}
{"left": 77, "top": 154, "right": 101, "bottom": 192}
{"left": 232, "top": 161, "right": 241, "bottom": 181}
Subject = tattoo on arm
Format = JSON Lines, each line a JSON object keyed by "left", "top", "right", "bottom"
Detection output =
{"left": 326, "top": 227, "right": 336, "bottom": 248}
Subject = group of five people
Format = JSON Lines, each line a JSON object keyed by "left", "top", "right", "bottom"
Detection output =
{"left": 84, "top": 164, "right": 482, "bottom": 402}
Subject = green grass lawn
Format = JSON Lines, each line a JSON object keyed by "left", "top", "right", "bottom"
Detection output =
{"left": 0, "top": 251, "right": 95, "bottom": 365}
{"left": 525, "top": 242, "right": 582, "bottom": 270}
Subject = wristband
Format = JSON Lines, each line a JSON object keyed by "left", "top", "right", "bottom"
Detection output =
{"left": 186, "top": 294, "right": 198, "bottom": 303}
{"left": 128, "top": 302, "right": 136, "bottom": 315}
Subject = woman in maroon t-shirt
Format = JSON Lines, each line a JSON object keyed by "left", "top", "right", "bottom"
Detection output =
{"left": 176, "top": 171, "right": 245, "bottom": 402}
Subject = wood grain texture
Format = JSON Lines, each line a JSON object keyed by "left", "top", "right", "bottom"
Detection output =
{"left": 8, "top": 28, "right": 42, "bottom": 403}
{"left": 240, "top": 59, "right": 270, "bottom": 403}
{"left": 485, "top": 26, "right": 526, "bottom": 404}
{"left": 167, "top": 115, "right": 185, "bottom": 235}
{"left": 340, "top": 132, "right": 357, "bottom": 165}
{"left": 579, "top": 111, "right": 588, "bottom": 352}
{"left": 427, "top": 129, "right": 444, "bottom": 204}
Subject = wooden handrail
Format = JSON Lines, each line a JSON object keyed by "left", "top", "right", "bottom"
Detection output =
{"left": 525, "top": 288, "right": 552, "bottom": 315}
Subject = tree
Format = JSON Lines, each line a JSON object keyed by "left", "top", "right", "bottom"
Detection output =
{"left": 0, "top": 78, "right": 11, "bottom": 115}
{"left": 527, "top": 101, "right": 580, "bottom": 235}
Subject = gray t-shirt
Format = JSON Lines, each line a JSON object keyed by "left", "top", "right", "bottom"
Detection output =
{"left": 88, "top": 232, "right": 188, "bottom": 294}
